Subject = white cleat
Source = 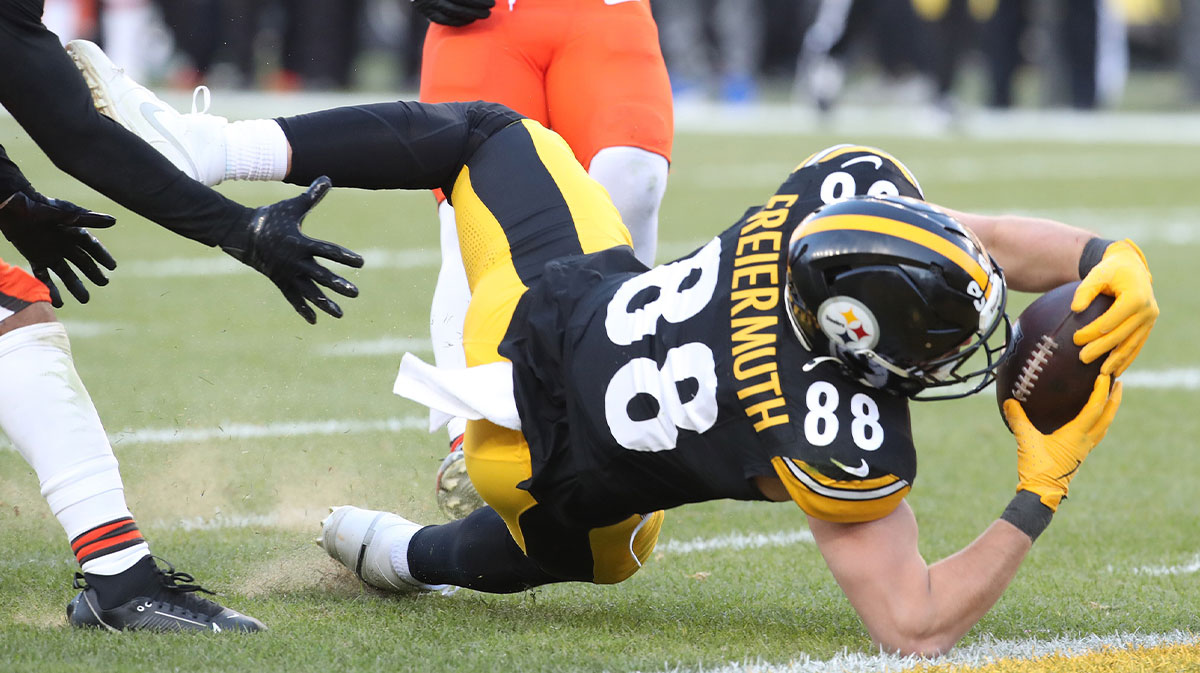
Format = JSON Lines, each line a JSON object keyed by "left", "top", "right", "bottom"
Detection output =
{"left": 65, "top": 39, "right": 228, "bottom": 186}
{"left": 435, "top": 449, "right": 486, "bottom": 521}
{"left": 318, "top": 505, "right": 433, "bottom": 594}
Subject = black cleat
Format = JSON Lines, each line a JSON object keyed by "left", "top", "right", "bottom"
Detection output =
{"left": 66, "top": 558, "right": 265, "bottom": 633}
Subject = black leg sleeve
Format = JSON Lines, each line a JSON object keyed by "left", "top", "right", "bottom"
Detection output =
{"left": 0, "top": 2, "right": 250, "bottom": 246}
{"left": 277, "top": 100, "right": 524, "bottom": 194}
{"left": 407, "top": 507, "right": 564, "bottom": 594}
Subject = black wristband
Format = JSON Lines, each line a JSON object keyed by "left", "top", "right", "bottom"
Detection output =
{"left": 1078, "top": 237, "right": 1116, "bottom": 279}
{"left": 1000, "top": 490, "right": 1055, "bottom": 542}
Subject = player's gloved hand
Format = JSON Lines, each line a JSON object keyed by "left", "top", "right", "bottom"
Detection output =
{"left": 1003, "top": 374, "right": 1122, "bottom": 511}
{"left": 1073, "top": 239, "right": 1157, "bottom": 376}
{"left": 219, "top": 176, "right": 363, "bottom": 324}
{"left": 0, "top": 189, "right": 116, "bottom": 307}
{"left": 412, "top": 0, "right": 495, "bottom": 26}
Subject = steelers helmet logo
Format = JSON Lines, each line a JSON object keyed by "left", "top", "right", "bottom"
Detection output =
{"left": 816, "top": 296, "right": 879, "bottom": 351}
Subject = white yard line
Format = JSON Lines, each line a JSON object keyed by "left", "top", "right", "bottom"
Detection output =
{"left": 640, "top": 630, "right": 1200, "bottom": 673}
{"left": 317, "top": 337, "right": 433, "bottom": 356}
{"left": 116, "top": 247, "right": 439, "bottom": 278}
{"left": 1118, "top": 553, "right": 1200, "bottom": 577}
{"left": 657, "top": 530, "right": 813, "bottom": 554}
{"left": 106, "top": 416, "right": 426, "bottom": 446}
{"left": 31, "top": 205, "right": 1200, "bottom": 294}
{"left": 0, "top": 366, "right": 1194, "bottom": 453}
{"left": 672, "top": 101, "right": 1200, "bottom": 145}
{"left": 43, "top": 91, "right": 1200, "bottom": 145}
{"left": 1119, "top": 368, "right": 1200, "bottom": 390}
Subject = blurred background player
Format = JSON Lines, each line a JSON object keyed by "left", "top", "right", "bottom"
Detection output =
{"left": 0, "top": 0, "right": 361, "bottom": 631}
{"left": 655, "top": 0, "right": 764, "bottom": 102}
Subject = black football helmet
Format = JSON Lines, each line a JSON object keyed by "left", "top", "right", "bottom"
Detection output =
{"left": 785, "top": 195, "right": 1010, "bottom": 400}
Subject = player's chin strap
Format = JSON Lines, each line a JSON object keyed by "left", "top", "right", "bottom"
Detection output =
{"left": 804, "top": 350, "right": 915, "bottom": 381}
{"left": 856, "top": 349, "right": 921, "bottom": 380}
{"left": 801, "top": 356, "right": 842, "bottom": 372}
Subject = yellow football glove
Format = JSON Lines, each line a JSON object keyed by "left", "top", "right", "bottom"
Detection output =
{"left": 1073, "top": 239, "right": 1158, "bottom": 376}
{"left": 1003, "top": 374, "right": 1122, "bottom": 511}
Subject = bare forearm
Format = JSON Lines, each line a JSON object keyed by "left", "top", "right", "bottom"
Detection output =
{"left": 948, "top": 209, "right": 1093, "bottom": 293}
{"left": 811, "top": 504, "right": 1034, "bottom": 656}
{"left": 918, "top": 520, "right": 1031, "bottom": 648}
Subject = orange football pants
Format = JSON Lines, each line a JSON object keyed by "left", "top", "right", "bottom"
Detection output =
{"left": 419, "top": 0, "right": 674, "bottom": 172}
{"left": 0, "top": 257, "right": 50, "bottom": 317}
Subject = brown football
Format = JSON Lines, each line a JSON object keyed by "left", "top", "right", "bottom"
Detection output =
{"left": 995, "top": 281, "right": 1115, "bottom": 434}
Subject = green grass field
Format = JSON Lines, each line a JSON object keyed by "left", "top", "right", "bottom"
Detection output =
{"left": 0, "top": 100, "right": 1198, "bottom": 672}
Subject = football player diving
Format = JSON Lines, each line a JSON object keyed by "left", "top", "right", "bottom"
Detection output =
{"left": 72, "top": 76, "right": 1157, "bottom": 654}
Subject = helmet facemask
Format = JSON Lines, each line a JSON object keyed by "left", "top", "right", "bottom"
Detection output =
{"left": 785, "top": 195, "right": 1012, "bottom": 401}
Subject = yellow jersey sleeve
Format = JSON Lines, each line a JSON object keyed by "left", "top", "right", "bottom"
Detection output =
{"left": 771, "top": 456, "right": 910, "bottom": 523}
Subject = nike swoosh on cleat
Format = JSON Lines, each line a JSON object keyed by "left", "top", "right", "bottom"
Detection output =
{"left": 155, "top": 610, "right": 206, "bottom": 628}
{"left": 830, "top": 457, "right": 871, "bottom": 478}
{"left": 139, "top": 102, "right": 199, "bottom": 179}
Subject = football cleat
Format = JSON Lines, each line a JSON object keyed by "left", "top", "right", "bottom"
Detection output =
{"left": 66, "top": 39, "right": 228, "bottom": 186}
{"left": 318, "top": 506, "right": 435, "bottom": 593}
{"left": 435, "top": 443, "right": 486, "bottom": 521}
{"left": 66, "top": 558, "right": 265, "bottom": 633}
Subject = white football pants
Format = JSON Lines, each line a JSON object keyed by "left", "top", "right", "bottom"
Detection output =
{"left": 0, "top": 322, "right": 149, "bottom": 575}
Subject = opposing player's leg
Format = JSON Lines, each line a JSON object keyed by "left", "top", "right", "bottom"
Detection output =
{"left": 0, "top": 264, "right": 263, "bottom": 632}
{"left": 428, "top": 198, "right": 484, "bottom": 519}
{"left": 418, "top": 10, "right": 551, "bottom": 124}
{"left": 545, "top": 0, "right": 673, "bottom": 267}
{"left": 587, "top": 147, "right": 669, "bottom": 267}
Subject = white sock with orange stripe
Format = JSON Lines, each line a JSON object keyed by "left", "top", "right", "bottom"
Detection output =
{"left": 0, "top": 322, "right": 149, "bottom": 575}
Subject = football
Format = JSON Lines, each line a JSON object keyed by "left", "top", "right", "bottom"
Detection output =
{"left": 995, "top": 281, "right": 1115, "bottom": 434}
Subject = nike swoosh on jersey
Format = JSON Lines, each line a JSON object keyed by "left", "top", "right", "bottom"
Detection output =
{"left": 604, "top": 0, "right": 641, "bottom": 4}
{"left": 830, "top": 457, "right": 870, "bottom": 478}
{"left": 140, "top": 102, "right": 199, "bottom": 178}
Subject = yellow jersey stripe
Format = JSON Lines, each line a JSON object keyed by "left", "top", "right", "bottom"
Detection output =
{"left": 794, "top": 213, "right": 991, "bottom": 296}
{"left": 450, "top": 164, "right": 517, "bottom": 292}
{"left": 779, "top": 458, "right": 909, "bottom": 500}
{"left": 521, "top": 120, "right": 633, "bottom": 255}
{"left": 771, "top": 457, "right": 910, "bottom": 523}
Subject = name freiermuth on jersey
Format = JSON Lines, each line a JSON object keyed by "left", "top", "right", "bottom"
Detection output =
{"left": 505, "top": 146, "right": 923, "bottom": 528}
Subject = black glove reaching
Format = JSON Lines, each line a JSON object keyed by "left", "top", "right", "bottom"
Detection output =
{"left": 219, "top": 176, "right": 364, "bottom": 324}
{"left": 0, "top": 189, "right": 117, "bottom": 306}
{"left": 412, "top": 0, "right": 494, "bottom": 26}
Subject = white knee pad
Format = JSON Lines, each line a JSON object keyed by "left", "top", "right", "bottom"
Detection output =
{"left": 0, "top": 322, "right": 134, "bottom": 541}
{"left": 430, "top": 200, "right": 471, "bottom": 441}
{"left": 588, "top": 146, "right": 669, "bottom": 267}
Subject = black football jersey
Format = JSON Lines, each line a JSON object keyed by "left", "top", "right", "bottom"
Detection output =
{"left": 501, "top": 145, "right": 927, "bottom": 529}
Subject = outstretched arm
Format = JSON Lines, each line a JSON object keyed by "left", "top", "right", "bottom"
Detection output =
{"left": 944, "top": 209, "right": 1089, "bottom": 293}
{"left": 809, "top": 501, "right": 1030, "bottom": 657}
{"left": 811, "top": 376, "right": 1121, "bottom": 656}
{"left": 0, "top": 14, "right": 360, "bottom": 321}
{"left": 947, "top": 207, "right": 1157, "bottom": 377}
{"left": 0, "top": 11, "right": 246, "bottom": 246}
